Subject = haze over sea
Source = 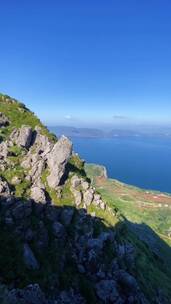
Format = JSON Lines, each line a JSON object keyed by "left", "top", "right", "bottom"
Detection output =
{"left": 71, "top": 136, "right": 171, "bottom": 194}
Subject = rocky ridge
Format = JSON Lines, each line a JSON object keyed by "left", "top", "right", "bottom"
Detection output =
{"left": 0, "top": 94, "right": 170, "bottom": 304}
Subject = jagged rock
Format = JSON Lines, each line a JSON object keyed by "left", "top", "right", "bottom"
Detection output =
{"left": 30, "top": 186, "right": 47, "bottom": 204}
{"left": 100, "top": 201, "right": 106, "bottom": 210}
{"left": 21, "top": 126, "right": 53, "bottom": 185}
{"left": 6, "top": 284, "right": 47, "bottom": 304}
{"left": 0, "top": 112, "right": 10, "bottom": 127}
{"left": 71, "top": 175, "right": 81, "bottom": 188}
{"left": 56, "top": 186, "right": 62, "bottom": 199}
{"left": 47, "top": 136, "right": 72, "bottom": 189}
{"left": 34, "top": 126, "right": 54, "bottom": 157}
{"left": 30, "top": 159, "right": 45, "bottom": 184}
{"left": 81, "top": 180, "right": 89, "bottom": 191}
{"left": 95, "top": 280, "right": 120, "bottom": 302}
{"left": 83, "top": 188, "right": 94, "bottom": 206}
{"left": 94, "top": 193, "right": 101, "bottom": 202}
{"left": 23, "top": 243, "right": 39, "bottom": 270}
{"left": 72, "top": 189, "right": 82, "bottom": 206}
{"left": 11, "top": 126, "right": 33, "bottom": 149}
{"left": 22, "top": 152, "right": 45, "bottom": 189}
{"left": 52, "top": 221, "right": 65, "bottom": 238}
{"left": 11, "top": 176, "right": 21, "bottom": 185}
{"left": 0, "top": 178, "right": 10, "bottom": 197}
{"left": 0, "top": 142, "right": 8, "bottom": 160}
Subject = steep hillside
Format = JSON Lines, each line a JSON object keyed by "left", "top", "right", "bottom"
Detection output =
{"left": 0, "top": 94, "right": 171, "bottom": 303}
{"left": 85, "top": 164, "right": 171, "bottom": 245}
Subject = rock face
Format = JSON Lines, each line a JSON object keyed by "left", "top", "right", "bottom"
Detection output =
{"left": 70, "top": 175, "right": 107, "bottom": 211}
{"left": 21, "top": 131, "right": 72, "bottom": 203}
{"left": 30, "top": 186, "right": 47, "bottom": 204}
{"left": 0, "top": 142, "right": 9, "bottom": 171}
{"left": 47, "top": 136, "right": 72, "bottom": 189}
{"left": 11, "top": 126, "right": 33, "bottom": 149}
{"left": 0, "top": 112, "right": 10, "bottom": 127}
{"left": 0, "top": 178, "right": 10, "bottom": 197}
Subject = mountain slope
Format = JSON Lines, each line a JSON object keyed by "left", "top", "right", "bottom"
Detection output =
{"left": 0, "top": 94, "right": 171, "bottom": 304}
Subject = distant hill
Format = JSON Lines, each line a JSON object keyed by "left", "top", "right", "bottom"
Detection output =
{"left": 49, "top": 126, "right": 105, "bottom": 138}
{"left": 49, "top": 125, "right": 171, "bottom": 138}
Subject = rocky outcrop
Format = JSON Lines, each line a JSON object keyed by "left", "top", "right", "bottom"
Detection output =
{"left": 70, "top": 175, "right": 106, "bottom": 211}
{"left": 47, "top": 136, "right": 72, "bottom": 189}
{"left": 11, "top": 126, "right": 33, "bottom": 149}
{"left": 0, "top": 177, "right": 10, "bottom": 197}
{"left": 0, "top": 112, "right": 10, "bottom": 127}
{"left": 0, "top": 142, "right": 10, "bottom": 171}
{"left": 30, "top": 185, "right": 47, "bottom": 204}
{"left": 20, "top": 129, "right": 72, "bottom": 203}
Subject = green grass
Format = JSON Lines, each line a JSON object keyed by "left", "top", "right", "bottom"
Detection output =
{"left": 0, "top": 94, "right": 57, "bottom": 142}
{"left": 123, "top": 227, "right": 171, "bottom": 301}
{"left": 85, "top": 163, "right": 171, "bottom": 300}
{"left": 41, "top": 169, "right": 75, "bottom": 207}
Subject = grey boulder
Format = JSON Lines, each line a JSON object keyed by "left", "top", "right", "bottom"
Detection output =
{"left": 47, "top": 136, "right": 72, "bottom": 189}
{"left": 30, "top": 186, "right": 47, "bottom": 204}
{"left": 0, "top": 112, "right": 10, "bottom": 127}
{"left": 11, "top": 126, "right": 33, "bottom": 149}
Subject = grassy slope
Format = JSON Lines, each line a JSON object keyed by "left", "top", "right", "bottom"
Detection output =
{"left": 0, "top": 94, "right": 56, "bottom": 141}
{"left": 0, "top": 95, "right": 171, "bottom": 300}
{"left": 85, "top": 163, "right": 171, "bottom": 299}
{"left": 85, "top": 163, "right": 171, "bottom": 243}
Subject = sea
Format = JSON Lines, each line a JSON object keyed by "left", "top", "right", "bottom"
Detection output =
{"left": 70, "top": 136, "right": 171, "bottom": 194}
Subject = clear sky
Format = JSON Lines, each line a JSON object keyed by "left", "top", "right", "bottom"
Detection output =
{"left": 1, "top": 1, "right": 171, "bottom": 127}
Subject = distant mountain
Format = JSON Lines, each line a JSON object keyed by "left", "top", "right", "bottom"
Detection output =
{"left": 49, "top": 126, "right": 144, "bottom": 138}
{"left": 49, "top": 126, "right": 105, "bottom": 138}
{"left": 49, "top": 125, "right": 171, "bottom": 139}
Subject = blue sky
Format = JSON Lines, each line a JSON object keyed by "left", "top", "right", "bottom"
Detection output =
{"left": 1, "top": 1, "right": 171, "bottom": 127}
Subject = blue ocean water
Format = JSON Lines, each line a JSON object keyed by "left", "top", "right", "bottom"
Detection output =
{"left": 71, "top": 137, "right": 171, "bottom": 193}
